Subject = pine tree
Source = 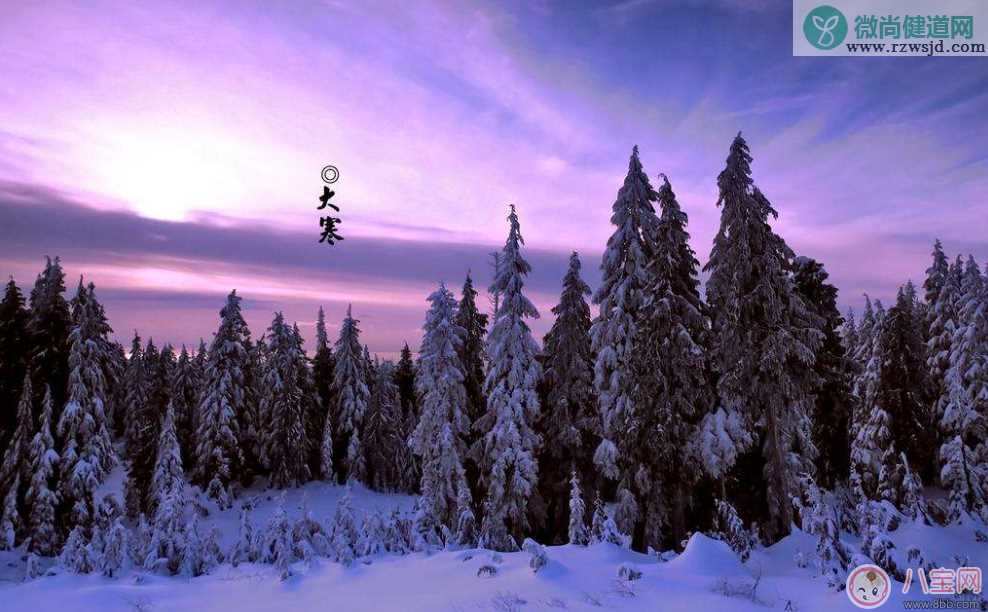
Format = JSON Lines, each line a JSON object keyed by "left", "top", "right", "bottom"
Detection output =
{"left": 58, "top": 281, "right": 115, "bottom": 533}
{"left": 876, "top": 285, "right": 935, "bottom": 486}
{"left": 364, "top": 360, "right": 406, "bottom": 491}
{"left": 125, "top": 338, "right": 171, "bottom": 517}
{"left": 331, "top": 305, "right": 369, "bottom": 484}
{"left": 171, "top": 346, "right": 199, "bottom": 471}
{"left": 393, "top": 342, "right": 419, "bottom": 491}
{"left": 454, "top": 273, "right": 488, "bottom": 498}
{"left": 475, "top": 206, "right": 541, "bottom": 551}
{"left": 25, "top": 385, "right": 59, "bottom": 554}
{"left": 230, "top": 504, "right": 258, "bottom": 566}
{"left": 307, "top": 307, "right": 334, "bottom": 479}
{"left": 195, "top": 291, "right": 250, "bottom": 507}
{"left": 260, "top": 313, "right": 311, "bottom": 488}
{"left": 591, "top": 147, "right": 660, "bottom": 486}
{"left": 793, "top": 257, "right": 855, "bottom": 487}
{"left": 924, "top": 239, "right": 950, "bottom": 310}
{"left": 329, "top": 489, "right": 359, "bottom": 566}
{"left": 567, "top": 471, "right": 588, "bottom": 545}
{"left": 939, "top": 256, "right": 988, "bottom": 521}
{"left": 0, "top": 373, "right": 33, "bottom": 548}
{"left": 145, "top": 402, "right": 187, "bottom": 574}
{"left": 589, "top": 491, "right": 623, "bottom": 546}
{"left": 702, "top": 134, "right": 820, "bottom": 542}
{"left": 538, "top": 252, "right": 599, "bottom": 544}
{"left": 621, "top": 175, "right": 710, "bottom": 550}
{"left": 260, "top": 496, "right": 295, "bottom": 579}
{"left": 28, "top": 257, "right": 73, "bottom": 423}
{"left": 0, "top": 278, "right": 29, "bottom": 461}
{"left": 928, "top": 257, "right": 963, "bottom": 425}
{"left": 410, "top": 283, "right": 473, "bottom": 542}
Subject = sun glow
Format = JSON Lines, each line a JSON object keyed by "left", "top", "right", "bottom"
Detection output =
{"left": 87, "top": 125, "right": 252, "bottom": 222}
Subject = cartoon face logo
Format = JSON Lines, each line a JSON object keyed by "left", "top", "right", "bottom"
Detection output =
{"left": 847, "top": 564, "right": 892, "bottom": 608}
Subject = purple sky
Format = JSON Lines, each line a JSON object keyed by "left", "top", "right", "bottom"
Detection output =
{"left": 2, "top": 0, "right": 986, "bottom": 356}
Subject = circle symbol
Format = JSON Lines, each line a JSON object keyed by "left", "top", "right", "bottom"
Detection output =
{"left": 804, "top": 5, "right": 848, "bottom": 50}
{"left": 846, "top": 564, "right": 891, "bottom": 609}
{"left": 321, "top": 165, "right": 339, "bottom": 184}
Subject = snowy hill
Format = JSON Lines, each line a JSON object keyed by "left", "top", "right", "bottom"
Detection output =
{"left": 2, "top": 480, "right": 985, "bottom": 612}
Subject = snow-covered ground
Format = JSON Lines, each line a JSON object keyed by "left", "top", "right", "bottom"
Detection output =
{"left": 1, "top": 479, "right": 985, "bottom": 611}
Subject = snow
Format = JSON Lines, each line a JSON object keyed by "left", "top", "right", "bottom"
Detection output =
{"left": 1, "top": 480, "right": 985, "bottom": 611}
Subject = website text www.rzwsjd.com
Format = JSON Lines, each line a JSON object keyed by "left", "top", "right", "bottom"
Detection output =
{"left": 845, "top": 40, "right": 987, "bottom": 55}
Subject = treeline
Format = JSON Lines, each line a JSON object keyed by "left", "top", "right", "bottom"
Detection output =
{"left": 0, "top": 134, "right": 985, "bottom": 584}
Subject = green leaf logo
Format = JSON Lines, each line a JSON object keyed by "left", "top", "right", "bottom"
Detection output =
{"left": 804, "top": 5, "right": 848, "bottom": 50}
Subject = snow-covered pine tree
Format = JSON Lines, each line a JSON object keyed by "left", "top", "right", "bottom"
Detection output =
{"left": 330, "top": 305, "right": 370, "bottom": 484}
{"left": 939, "top": 256, "right": 988, "bottom": 522}
{"left": 28, "top": 257, "right": 73, "bottom": 423}
{"left": 538, "top": 252, "right": 599, "bottom": 545}
{"left": 567, "top": 471, "right": 588, "bottom": 545}
{"left": 308, "top": 307, "right": 334, "bottom": 479}
{"left": 876, "top": 285, "right": 936, "bottom": 487}
{"left": 622, "top": 175, "right": 710, "bottom": 551}
{"left": 393, "top": 342, "right": 419, "bottom": 491}
{"left": 260, "top": 312, "right": 311, "bottom": 488}
{"left": 702, "top": 134, "right": 820, "bottom": 542}
{"left": 0, "top": 277, "right": 29, "bottom": 461}
{"left": 0, "top": 372, "right": 33, "bottom": 548}
{"left": 58, "top": 280, "right": 116, "bottom": 533}
{"left": 924, "top": 239, "right": 950, "bottom": 310}
{"left": 329, "top": 488, "right": 359, "bottom": 566}
{"left": 410, "top": 283, "right": 473, "bottom": 543}
{"left": 260, "top": 496, "right": 295, "bottom": 579}
{"left": 475, "top": 206, "right": 541, "bottom": 551}
{"left": 589, "top": 491, "right": 624, "bottom": 546}
{"left": 591, "top": 147, "right": 660, "bottom": 488}
{"left": 195, "top": 290, "right": 250, "bottom": 507}
{"left": 171, "top": 345, "right": 199, "bottom": 472}
{"left": 25, "top": 385, "right": 59, "bottom": 555}
{"left": 144, "top": 402, "right": 187, "bottom": 574}
{"left": 793, "top": 257, "right": 855, "bottom": 488}
{"left": 927, "top": 256, "right": 963, "bottom": 427}
{"left": 60, "top": 525, "right": 94, "bottom": 574}
{"left": 125, "top": 338, "right": 171, "bottom": 517}
{"left": 715, "top": 499, "right": 751, "bottom": 562}
{"left": 230, "top": 504, "right": 258, "bottom": 566}
{"left": 364, "top": 360, "right": 406, "bottom": 491}
{"left": 454, "top": 273, "right": 488, "bottom": 498}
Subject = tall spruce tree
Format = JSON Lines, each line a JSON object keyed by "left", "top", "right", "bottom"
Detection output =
{"left": 793, "top": 257, "right": 854, "bottom": 488}
{"left": 410, "top": 283, "right": 473, "bottom": 542}
{"left": 939, "top": 257, "right": 988, "bottom": 521}
{"left": 475, "top": 206, "right": 541, "bottom": 551}
{"left": 623, "top": 175, "right": 711, "bottom": 550}
{"left": 364, "top": 360, "right": 406, "bottom": 491}
{"left": 58, "top": 281, "right": 115, "bottom": 533}
{"left": 537, "top": 252, "right": 599, "bottom": 544}
{"left": 171, "top": 346, "right": 199, "bottom": 472}
{"left": 0, "top": 278, "right": 29, "bottom": 459}
{"left": 28, "top": 257, "right": 73, "bottom": 423}
{"left": 125, "top": 338, "right": 171, "bottom": 517}
{"left": 0, "top": 373, "right": 33, "bottom": 548}
{"left": 260, "top": 312, "right": 311, "bottom": 489}
{"left": 454, "top": 273, "right": 488, "bottom": 497}
{"left": 331, "top": 305, "right": 370, "bottom": 484}
{"left": 308, "top": 307, "right": 335, "bottom": 479}
{"left": 591, "top": 147, "right": 660, "bottom": 491}
{"left": 702, "top": 134, "right": 820, "bottom": 542}
{"left": 876, "top": 285, "right": 935, "bottom": 486}
{"left": 928, "top": 257, "right": 963, "bottom": 426}
{"left": 195, "top": 291, "right": 250, "bottom": 508}
{"left": 25, "top": 385, "right": 58, "bottom": 554}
